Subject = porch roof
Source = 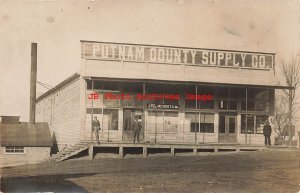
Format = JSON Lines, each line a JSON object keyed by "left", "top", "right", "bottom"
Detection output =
{"left": 83, "top": 76, "right": 294, "bottom": 90}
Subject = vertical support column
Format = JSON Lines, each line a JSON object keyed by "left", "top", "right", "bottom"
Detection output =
{"left": 118, "top": 109, "right": 123, "bottom": 142}
{"left": 119, "top": 83, "right": 123, "bottom": 142}
{"left": 194, "top": 85, "right": 198, "bottom": 144}
{"left": 143, "top": 82, "right": 147, "bottom": 143}
{"left": 171, "top": 147, "right": 175, "bottom": 156}
{"left": 193, "top": 148, "right": 197, "bottom": 155}
{"left": 214, "top": 87, "right": 219, "bottom": 143}
{"left": 91, "top": 80, "right": 94, "bottom": 142}
{"left": 144, "top": 111, "right": 148, "bottom": 142}
{"left": 179, "top": 85, "right": 185, "bottom": 142}
{"left": 214, "top": 148, "right": 218, "bottom": 153}
{"left": 236, "top": 114, "right": 241, "bottom": 144}
{"left": 89, "top": 145, "right": 94, "bottom": 160}
{"left": 214, "top": 113, "right": 219, "bottom": 143}
{"left": 245, "top": 87, "right": 248, "bottom": 145}
{"left": 143, "top": 147, "right": 147, "bottom": 158}
{"left": 119, "top": 146, "right": 124, "bottom": 158}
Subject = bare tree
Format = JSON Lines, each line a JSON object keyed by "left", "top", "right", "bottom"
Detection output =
{"left": 277, "top": 58, "right": 300, "bottom": 146}
{"left": 273, "top": 96, "right": 288, "bottom": 140}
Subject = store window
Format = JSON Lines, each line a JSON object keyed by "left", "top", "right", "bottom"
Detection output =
{"left": 241, "top": 114, "right": 269, "bottom": 134}
{"left": 241, "top": 100, "right": 255, "bottom": 111}
{"left": 147, "top": 84, "right": 164, "bottom": 105}
{"left": 198, "top": 87, "right": 214, "bottom": 109}
{"left": 103, "top": 109, "right": 118, "bottom": 130}
{"left": 200, "top": 113, "right": 214, "bottom": 133}
{"left": 256, "top": 115, "right": 269, "bottom": 134}
{"left": 217, "top": 87, "right": 238, "bottom": 110}
{"left": 122, "top": 82, "right": 143, "bottom": 107}
{"left": 241, "top": 89, "right": 270, "bottom": 112}
{"left": 185, "top": 112, "right": 214, "bottom": 133}
{"left": 185, "top": 112, "right": 199, "bottom": 132}
{"left": 147, "top": 84, "right": 180, "bottom": 106}
{"left": 147, "top": 111, "right": 179, "bottom": 133}
{"left": 185, "top": 86, "right": 214, "bottom": 109}
{"left": 85, "top": 92, "right": 103, "bottom": 107}
{"left": 185, "top": 85, "right": 196, "bottom": 109}
{"left": 241, "top": 114, "right": 254, "bottom": 134}
{"left": 5, "top": 147, "right": 25, "bottom": 154}
{"left": 103, "top": 94, "right": 120, "bottom": 108}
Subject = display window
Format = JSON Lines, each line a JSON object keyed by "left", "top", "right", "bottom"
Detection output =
{"left": 184, "top": 112, "right": 214, "bottom": 133}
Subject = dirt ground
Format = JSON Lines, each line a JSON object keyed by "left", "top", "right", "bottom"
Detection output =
{"left": 1, "top": 149, "right": 300, "bottom": 193}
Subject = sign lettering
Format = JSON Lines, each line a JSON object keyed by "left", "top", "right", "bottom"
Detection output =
{"left": 81, "top": 42, "right": 274, "bottom": 69}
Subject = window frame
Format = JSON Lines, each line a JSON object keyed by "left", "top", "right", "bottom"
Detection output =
{"left": 241, "top": 114, "right": 269, "bottom": 134}
{"left": 185, "top": 112, "right": 215, "bottom": 133}
{"left": 4, "top": 146, "right": 26, "bottom": 154}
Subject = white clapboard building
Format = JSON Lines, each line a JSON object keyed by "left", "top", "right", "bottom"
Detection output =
{"left": 36, "top": 40, "right": 288, "bottom": 151}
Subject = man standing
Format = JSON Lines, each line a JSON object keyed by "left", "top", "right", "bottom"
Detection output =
{"left": 263, "top": 120, "right": 272, "bottom": 146}
{"left": 133, "top": 117, "right": 142, "bottom": 143}
{"left": 92, "top": 116, "right": 101, "bottom": 145}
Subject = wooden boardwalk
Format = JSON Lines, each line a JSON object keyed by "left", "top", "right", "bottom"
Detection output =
{"left": 87, "top": 141, "right": 266, "bottom": 160}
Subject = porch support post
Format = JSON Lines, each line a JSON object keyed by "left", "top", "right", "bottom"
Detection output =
{"left": 193, "top": 147, "right": 197, "bottom": 155}
{"left": 143, "top": 146, "right": 147, "bottom": 158}
{"left": 89, "top": 145, "right": 94, "bottom": 160}
{"left": 119, "top": 146, "right": 124, "bottom": 158}
{"left": 171, "top": 147, "right": 175, "bottom": 156}
{"left": 245, "top": 87, "right": 248, "bottom": 145}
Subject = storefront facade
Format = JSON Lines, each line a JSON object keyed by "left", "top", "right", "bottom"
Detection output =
{"left": 80, "top": 40, "right": 276, "bottom": 145}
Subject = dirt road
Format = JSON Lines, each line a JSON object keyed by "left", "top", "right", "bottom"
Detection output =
{"left": 1, "top": 149, "right": 300, "bottom": 193}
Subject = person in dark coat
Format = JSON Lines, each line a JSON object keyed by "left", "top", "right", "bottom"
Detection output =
{"left": 263, "top": 120, "right": 272, "bottom": 146}
{"left": 92, "top": 116, "right": 101, "bottom": 145}
{"left": 133, "top": 117, "right": 142, "bottom": 143}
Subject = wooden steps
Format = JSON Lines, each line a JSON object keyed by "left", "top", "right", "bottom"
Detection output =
{"left": 50, "top": 141, "right": 93, "bottom": 162}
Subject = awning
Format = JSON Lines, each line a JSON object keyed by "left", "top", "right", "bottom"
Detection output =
{"left": 82, "top": 76, "right": 294, "bottom": 90}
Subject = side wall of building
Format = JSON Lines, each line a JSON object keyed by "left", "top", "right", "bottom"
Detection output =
{"left": 0, "top": 147, "right": 50, "bottom": 167}
{"left": 36, "top": 77, "right": 81, "bottom": 150}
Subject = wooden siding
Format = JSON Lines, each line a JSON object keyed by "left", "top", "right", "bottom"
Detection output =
{"left": 36, "top": 77, "right": 81, "bottom": 147}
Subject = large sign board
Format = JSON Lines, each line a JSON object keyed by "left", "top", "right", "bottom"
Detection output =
{"left": 81, "top": 41, "right": 274, "bottom": 69}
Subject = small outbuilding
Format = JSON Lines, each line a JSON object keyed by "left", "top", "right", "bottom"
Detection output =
{"left": 0, "top": 116, "right": 52, "bottom": 167}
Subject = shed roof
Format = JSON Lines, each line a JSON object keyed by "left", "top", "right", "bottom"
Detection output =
{"left": 36, "top": 73, "right": 80, "bottom": 102}
{"left": 0, "top": 122, "right": 52, "bottom": 147}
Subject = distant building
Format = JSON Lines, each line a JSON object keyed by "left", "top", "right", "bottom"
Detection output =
{"left": 36, "top": 40, "right": 287, "bottom": 150}
{"left": 0, "top": 116, "right": 52, "bottom": 167}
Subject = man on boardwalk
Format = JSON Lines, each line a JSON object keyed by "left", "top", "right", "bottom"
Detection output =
{"left": 92, "top": 116, "right": 101, "bottom": 145}
{"left": 133, "top": 117, "right": 142, "bottom": 143}
{"left": 263, "top": 120, "right": 272, "bottom": 146}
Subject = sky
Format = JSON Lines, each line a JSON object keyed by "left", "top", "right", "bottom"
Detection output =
{"left": 0, "top": 0, "right": 300, "bottom": 122}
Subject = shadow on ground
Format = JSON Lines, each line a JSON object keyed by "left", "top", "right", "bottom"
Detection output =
{"left": 1, "top": 173, "right": 96, "bottom": 193}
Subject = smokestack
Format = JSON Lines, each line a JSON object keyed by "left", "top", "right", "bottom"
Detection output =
{"left": 29, "top": 43, "right": 37, "bottom": 124}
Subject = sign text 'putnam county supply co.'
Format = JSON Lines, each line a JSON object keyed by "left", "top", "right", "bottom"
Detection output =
{"left": 81, "top": 42, "right": 274, "bottom": 69}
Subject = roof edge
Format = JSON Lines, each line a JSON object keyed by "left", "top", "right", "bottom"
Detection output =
{"left": 37, "top": 73, "right": 80, "bottom": 102}
{"left": 80, "top": 40, "right": 276, "bottom": 55}
{"left": 82, "top": 76, "right": 293, "bottom": 90}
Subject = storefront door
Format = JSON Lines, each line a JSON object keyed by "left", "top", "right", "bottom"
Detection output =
{"left": 123, "top": 109, "right": 143, "bottom": 142}
{"left": 218, "top": 115, "right": 237, "bottom": 143}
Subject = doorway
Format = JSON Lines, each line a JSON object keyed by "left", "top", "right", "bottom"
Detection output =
{"left": 123, "top": 109, "right": 143, "bottom": 142}
{"left": 218, "top": 114, "right": 237, "bottom": 143}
